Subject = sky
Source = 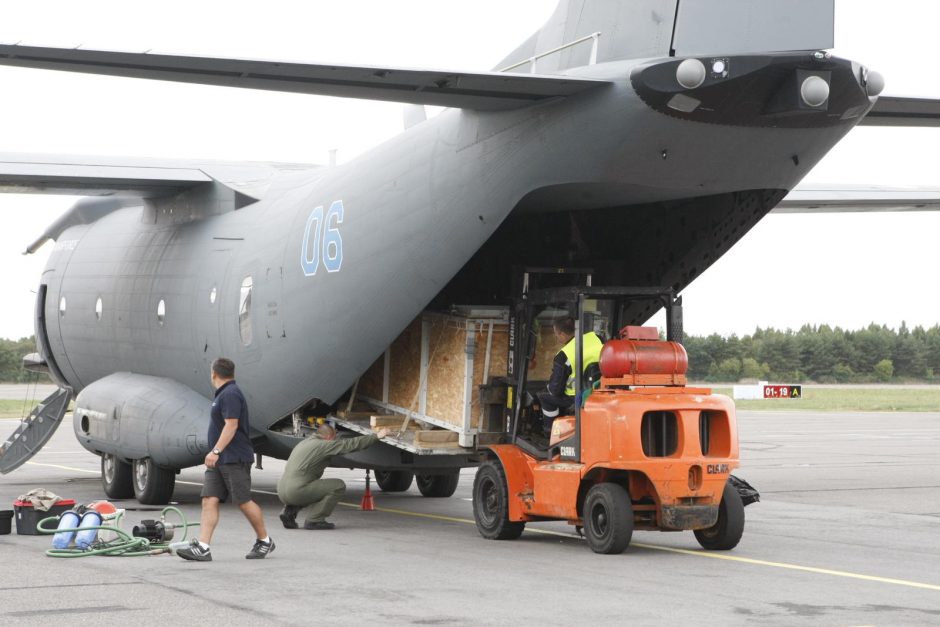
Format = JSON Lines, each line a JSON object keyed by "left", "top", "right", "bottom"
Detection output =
{"left": 0, "top": 0, "right": 938, "bottom": 340}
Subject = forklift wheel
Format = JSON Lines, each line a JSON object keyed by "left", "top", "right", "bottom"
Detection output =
{"left": 583, "top": 483, "right": 633, "bottom": 554}
{"left": 694, "top": 480, "right": 745, "bottom": 550}
{"left": 472, "top": 461, "right": 525, "bottom": 540}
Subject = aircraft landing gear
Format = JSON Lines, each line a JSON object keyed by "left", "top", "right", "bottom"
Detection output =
{"left": 132, "top": 458, "right": 176, "bottom": 504}
{"left": 101, "top": 453, "right": 134, "bottom": 499}
{"left": 416, "top": 472, "right": 460, "bottom": 498}
{"left": 374, "top": 470, "right": 414, "bottom": 492}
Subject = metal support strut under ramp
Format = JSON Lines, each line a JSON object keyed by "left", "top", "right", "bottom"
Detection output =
{"left": 0, "top": 387, "right": 72, "bottom": 474}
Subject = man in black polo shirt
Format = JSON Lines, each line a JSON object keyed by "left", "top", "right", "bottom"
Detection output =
{"left": 178, "top": 358, "right": 274, "bottom": 561}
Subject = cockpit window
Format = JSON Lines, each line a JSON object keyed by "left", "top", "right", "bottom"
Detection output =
{"left": 239, "top": 277, "right": 253, "bottom": 346}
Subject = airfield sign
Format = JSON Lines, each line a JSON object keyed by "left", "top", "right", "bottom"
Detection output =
{"left": 763, "top": 385, "right": 802, "bottom": 399}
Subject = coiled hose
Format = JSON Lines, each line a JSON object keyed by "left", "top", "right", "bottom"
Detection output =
{"left": 38, "top": 506, "right": 197, "bottom": 557}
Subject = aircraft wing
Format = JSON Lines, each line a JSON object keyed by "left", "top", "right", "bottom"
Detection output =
{"left": 0, "top": 153, "right": 320, "bottom": 253}
{"left": 858, "top": 96, "right": 940, "bottom": 127}
{"left": 0, "top": 152, "right": 318, "bottom": 198}
{"left": 0, "top": 44, "right": 609, "bottom": 112}
{"left": 776, "top": 184, "right": 940, "bottom": 213}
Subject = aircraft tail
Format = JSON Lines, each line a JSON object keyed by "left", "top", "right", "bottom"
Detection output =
{"left": 495, "top": 0, "right": 835, "bottom": 73}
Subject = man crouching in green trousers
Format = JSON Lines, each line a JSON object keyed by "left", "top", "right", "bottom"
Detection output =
{"left": 277, "top": 423, "right": 390, "bottom": 529}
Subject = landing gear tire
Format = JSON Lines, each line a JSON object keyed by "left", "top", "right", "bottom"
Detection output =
{"left": 132, "top": 458, "right": 176, "bottom": 505}
{"left": 416, "top": 472, "right": 460, "bottom": 498}
{"left": 694, "top": 480, "right": 745, "bottom": 551}
{"left": 472, "top": 460, "right": 525, "bottom": 540}
{"left": 101, "top": 453, "right": 134, "bottom": 499}
{"left": 583, "top": 483, "right": 633, "bottom": 554}
{"left": 374, "top": 470, "right": 414, "bottom": 492}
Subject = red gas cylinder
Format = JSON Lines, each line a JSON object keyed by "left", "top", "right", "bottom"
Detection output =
{"left": 599, "top": 340, "right": 689, "bottom": 378}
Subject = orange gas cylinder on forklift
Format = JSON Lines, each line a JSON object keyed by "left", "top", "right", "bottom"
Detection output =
{"left": 472, "top": 285, "right": 753, "bottom": 554}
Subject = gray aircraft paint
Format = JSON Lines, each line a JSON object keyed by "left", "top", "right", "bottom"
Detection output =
{"left": 2, "top": 0, "right": 937, "bottom": 480}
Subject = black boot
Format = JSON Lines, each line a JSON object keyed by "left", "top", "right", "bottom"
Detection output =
{"left": 279, "top": 505, "right": 301, "bottom": 529}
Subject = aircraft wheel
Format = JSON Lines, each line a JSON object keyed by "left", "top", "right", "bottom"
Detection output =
{"left": 472, "top": 461, "right": 525, "bottom": 540}
{"left": 374, "top": 470, "right": 414, "bottom": 492}
{"left": 583, "top": 483, "right": 633, "bottom": 554}
{"left": 101, "top": 453, "right": 134, "bottom": 499}
{"left": 132, "top": 458, "right": 176, "bottom": 505}
{"left": 416, "top": 472, "right": 459, "bottom": 498}
{"left": 694, "top": 480, "right": 745, "bottom": 551}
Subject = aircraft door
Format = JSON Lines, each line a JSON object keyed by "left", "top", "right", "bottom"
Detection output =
{"left": 219, "top": 256, "right": 263, "bottom": 366}
{"left": 35, "top": 282, "right": 71, "bottom": 389}
{"left": 192, "top": 245, "right": 239, "bottom": 376}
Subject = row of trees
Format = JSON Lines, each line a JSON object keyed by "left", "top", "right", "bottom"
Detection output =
{"left": 0, "top": 337, "right": 41, "bottom": 383}
{"left": 683, "top": 323, "right": 940, "bottom": 383}
{"left": 2, "top": 324, "right": 939, "bottom": 383}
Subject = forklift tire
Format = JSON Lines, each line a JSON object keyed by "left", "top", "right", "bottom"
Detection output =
{"left": 583, "top": 483, "right": 633, "bottom": 554}
{"left": 416, "top": 472, "right": 460, "bottom": 498}
{"left": 694, "top": 480, "right": 745, "bottom": 550}
{"left": 472, "top": 461, "right": 525, "bottom": 540}
{"left": 101, "top": 453, "right": 134, "bottom": 499}
{"left": 374, "top": 470, "right": 415, "bottom": 492}
{"left": 132, "top": 458, "right": 176, "bottom": 505}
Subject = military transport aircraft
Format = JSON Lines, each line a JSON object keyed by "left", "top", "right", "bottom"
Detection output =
{"left": 1, "top": 0, "right": 938, "bottom": 503}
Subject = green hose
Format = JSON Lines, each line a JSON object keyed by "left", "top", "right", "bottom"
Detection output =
{"left": 38, "top": 506, "right": 198, "bottom": 558}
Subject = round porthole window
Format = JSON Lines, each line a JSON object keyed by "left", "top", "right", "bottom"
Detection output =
{"left": 157, "top": 299, "right": 166, "bottom": 325}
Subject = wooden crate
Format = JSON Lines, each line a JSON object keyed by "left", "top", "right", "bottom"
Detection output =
{"left": 357, "top": 311, "right": 505, "bottom": 442}
{"left": 357, "top": 310, "right": 568, "bottom": 445}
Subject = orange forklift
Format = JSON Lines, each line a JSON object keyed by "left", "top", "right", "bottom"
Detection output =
{"left": 472, "top": 284, "right": 757, "bottom": 554}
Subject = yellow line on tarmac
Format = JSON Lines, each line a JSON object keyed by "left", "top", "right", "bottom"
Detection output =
{"left": 26, "top": 461, "right": 940, "bottom": 592}
{"left": 343, "top": 502, "right": 940, "bottom": 593}
{"left": 626, "top": 543, "right": 940, "bottom": 593}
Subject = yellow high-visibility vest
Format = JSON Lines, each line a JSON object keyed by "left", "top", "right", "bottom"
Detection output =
{"left": 560, "top": 332, "right": 603, "bottom": 396}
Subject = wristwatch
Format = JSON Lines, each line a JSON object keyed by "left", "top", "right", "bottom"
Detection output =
{"left": 212, "top": 448, "right": 222, "bottom": 455}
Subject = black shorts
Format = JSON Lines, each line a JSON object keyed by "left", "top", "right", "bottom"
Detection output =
{"left": 202, "top": 463, "right": 253, "bottom": 505}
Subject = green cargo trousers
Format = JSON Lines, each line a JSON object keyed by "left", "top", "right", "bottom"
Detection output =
{"left": 280, "top": 478, "right": 347, "bottom": 523}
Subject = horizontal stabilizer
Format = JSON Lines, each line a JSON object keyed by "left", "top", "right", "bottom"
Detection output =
{"left": 776, "top": 184, "right": 940, "bottom": 213}
{"left": 860, "top": 96, "right": 940, "bottom": 127}
{"left": 0, "top": 44, "right": 609, "bottom": 111}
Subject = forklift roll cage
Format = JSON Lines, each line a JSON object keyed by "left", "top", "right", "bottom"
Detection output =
{"left": 507, "top": 284, "right": 684, "bottom": 463}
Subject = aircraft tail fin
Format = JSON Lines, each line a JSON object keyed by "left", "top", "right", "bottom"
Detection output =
{"left": 495, "top": 0, "right": 836, "bottom": 73}
{"left": 494, "top": 0, "right": 680, "bottom": 73}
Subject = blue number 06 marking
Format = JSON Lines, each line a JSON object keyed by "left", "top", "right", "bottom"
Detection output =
{"left": 301, "top": 200, "right": 344, "bottom": 276}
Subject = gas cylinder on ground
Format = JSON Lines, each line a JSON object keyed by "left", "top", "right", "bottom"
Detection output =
{"left": 74, "top": 510, "right": 102, "bottom": 549}
{"left": 51, "top": 508, "right": 82, "bottom": 549}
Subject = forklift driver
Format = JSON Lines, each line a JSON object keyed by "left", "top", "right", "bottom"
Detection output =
{"left": 537, "top": 317, "right": 604, "bottom": 435}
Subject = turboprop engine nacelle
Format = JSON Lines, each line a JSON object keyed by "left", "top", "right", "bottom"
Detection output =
{"left": 74, "top": 373, "right": 211, "bottom": 468}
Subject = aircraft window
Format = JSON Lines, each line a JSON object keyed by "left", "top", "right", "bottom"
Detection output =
{"left": 157, "top": 299, "right": 166, "bottom": 326}
{"left": 95, "top": 297, "right": 102, "bottom": 321}
{"left": 239, "top": 277, "right": 253, "bottom": 346}
{"left": 209, "top": 286, "right": 217, "bottom": 305}
{"left": 59, "top": 296, "right": 66, "bottom": 317}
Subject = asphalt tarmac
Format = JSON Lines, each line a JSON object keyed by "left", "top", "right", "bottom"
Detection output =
{"left": 1, "top": 410, "right": 938, "bottom": 626}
